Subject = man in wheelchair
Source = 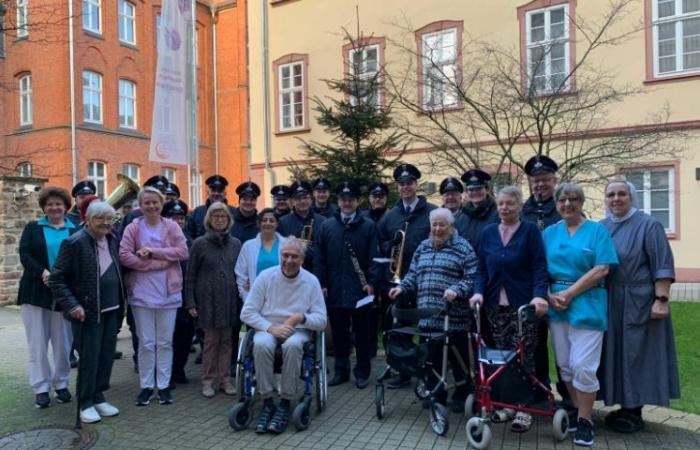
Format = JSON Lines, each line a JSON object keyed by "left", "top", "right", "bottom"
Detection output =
{"left": 240, "top": 237, "right": 327, "bottom": 434}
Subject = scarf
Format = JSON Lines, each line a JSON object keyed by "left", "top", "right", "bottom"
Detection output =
{"left": 464, "top": 196, "right": 495, "bottom": 219}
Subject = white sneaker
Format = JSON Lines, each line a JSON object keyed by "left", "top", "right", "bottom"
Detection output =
{"left": 94, "top": 402, "right": 119, "bottom": 417}
{"left": 80, "top": 406, "right": 101, "bottom": 424}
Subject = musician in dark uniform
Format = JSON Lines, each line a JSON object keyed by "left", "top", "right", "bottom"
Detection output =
{"left": 278, "top": 181, "right": 325, "bottom": 271}
{"left": 186, "top": 175, "right": 236, "bottom": 240}
{"left": 311, "top": 178, "right": 338, "bottom": 218}
{"left": 315, "top": 182, "right": 381, "bottom": 389}
{"left": 439, "top": 176, "right": 470, "bottom": 238}
{"left": 231, "top": 181, "right": 260, "bottom": 244}
{"left": 362, "top": 182, "right": 389, "bottom": 223}
{"left": 520, "top": 155, "right": 570, "bottom": 408}
{"left": 270, "top": 185, "right": 292, "bottom": 219}
{"left": 119, "top": 175, "right": 171, "bottom": 234}
{"left": 377, "top": 163, "right": 437, "bottom": 388}
{"left": 67, "top": 181, "right": 97, "bottom": 226}
{"left": 164, "top": 183, "right": 181, "bottom": 202}
{"left": 460, "top": 169, "right": 499, "bottom": 251}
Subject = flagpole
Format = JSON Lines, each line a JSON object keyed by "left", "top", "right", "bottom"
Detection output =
{"left": 188, "top": 0, "right": 199, "bottom": 206}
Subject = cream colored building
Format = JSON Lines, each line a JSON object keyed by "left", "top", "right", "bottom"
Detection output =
{"left": 247, "top": 0, "right": 700, "bottom": 281}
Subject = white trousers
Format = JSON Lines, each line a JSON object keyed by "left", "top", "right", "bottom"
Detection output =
{"left": 21, "top": 304, "right": 72, "bottom": 394}
{"left": 550, "top": 320, "right": 604, "bottom": 393}
{"left": 132, "top": 306, "right": 177, "bottom": 390}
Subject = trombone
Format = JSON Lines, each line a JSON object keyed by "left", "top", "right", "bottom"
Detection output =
{"left": 389, "top": 226, "right": 407, "bottom": 284}
{"left": 299, "top": 220, "right": 313, "bottom": 247}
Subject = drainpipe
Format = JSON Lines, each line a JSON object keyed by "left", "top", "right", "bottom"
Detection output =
{"left": 261, "top": 0, "right": 275, "bottom": 186}
{"left": 68, "top": 0, "right": 77, "bottom": 185}
{"left": 210, "top": 5, "right": 219, "bottom": 174}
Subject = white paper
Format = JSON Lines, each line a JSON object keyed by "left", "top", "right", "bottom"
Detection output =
{"left": 355, "top": 295, "right": 374, "bottom": 309}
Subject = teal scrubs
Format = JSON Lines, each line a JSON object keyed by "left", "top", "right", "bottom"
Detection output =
{"left": 39, "top": 216, "right": 76, "bottom": 269}
{"left": 544, "top": 220, "right": 618, "bottom": 331}
{"left": 255, "top": 239, "right": 280, "bottom": 276}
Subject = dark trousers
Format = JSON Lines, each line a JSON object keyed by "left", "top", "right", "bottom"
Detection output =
{"left": 425, "top": 331, "right": 472, "bottom": 404}
{"left": 230, "top": 298, "right": 244, "bottom": 368}
{"left": 72, "top": 310, "right": 118, "bottom": 409}
{"left": 172, "top": 307, "right": 195, "bottom": 377}
{"left": 126, "top": 304, "right": 139, "bottom": 364}
{"left": 329, "top": 305, "right": 374, "bottom": 379}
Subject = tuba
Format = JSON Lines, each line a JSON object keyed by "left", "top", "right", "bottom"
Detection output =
{"left": 389, "top": 228, "right": 407, "bottom": 284}
{"left": 106, "top": 174, "right": 140, "bottom": 211}
{"left": 299, "top": 219, "right": 313, "bottom": 247}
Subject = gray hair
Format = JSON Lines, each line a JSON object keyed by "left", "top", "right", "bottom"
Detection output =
{"left": 429, "top": 207, "right": 455, "bottom": 225}
{"left": 496, "top": 186, "right": 523, "bottom": 205}
{"left": 280, "top": 236, "right": 307, "bottom": 258}
{"left": 555, "top": 183, "right": 585, "bottom": 205}
{"left": 85, "top": 201, "right": 116, "bottom": 220}
{"left": 204, "top": 201, "right": 233, "bottom": 232}
{"left": 138, "top": 186, "right": 165, "bottom": 204}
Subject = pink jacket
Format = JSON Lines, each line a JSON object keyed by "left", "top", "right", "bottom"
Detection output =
{"left": 119, "top": 217, "right": 189, "bottom": 306}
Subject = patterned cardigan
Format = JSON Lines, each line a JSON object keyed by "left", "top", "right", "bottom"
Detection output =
{"left": 399, "top": 232, "right": 477, "bottom": 331}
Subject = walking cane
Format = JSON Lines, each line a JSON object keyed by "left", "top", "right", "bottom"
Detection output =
{"left": 74, "top": 319, "right": 84, "bottom": 430}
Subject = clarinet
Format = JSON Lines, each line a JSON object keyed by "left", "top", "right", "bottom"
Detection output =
{"left": 536, "top": 193, "right": 545, "bottom": 231}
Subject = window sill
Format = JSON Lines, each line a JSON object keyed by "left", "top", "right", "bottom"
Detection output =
{"left": 118, "top": 127, "right": 146, "bottom": 137}
{"left": 83, "top": 30, "right": 105, "bottom": 40}
{"left": 666, "top": 232, "right": 678, "bottom": 240}
{"left": 274, "top": 127, "right": 311, "bottom": 136}
{"left": 270, "top": 0, "right": 301, "bottom": 5}
{"left": 81, "top": 121, "right": 104, "bottom": 129}
{"left": 14, "top": 36, "right": 29, "bottom": 43}
{"left": 120, "top": 41, "right": 138, "bottom": 51}
{"left": 644, "top": 72, "right": 700, "bottom": 85}
{"left": 15, "top": 124, "right": 33, "bottom": 132}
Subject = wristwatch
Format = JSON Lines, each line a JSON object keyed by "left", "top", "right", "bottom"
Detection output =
{"left": 654, "top": 295, "right": 669, "bottom": 303}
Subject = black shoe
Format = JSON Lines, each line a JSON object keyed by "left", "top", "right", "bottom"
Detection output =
{"left": 386, "top": 374, "right": 411, "bottom": 389}
{"left": 171, "top": 372, "right": 189, "bottom": 384}
{"left": 256, "top": 399, "right": 276, "bottom": 434}
{"left": 573, "top": 417, "right": 594, "bottom": 447}
{"left": 268, "top": 402, "right": 290, "bottom": 434}
{"left": 136, "top": 388, "right": 154, "bottom": 406}
{"left": 55, "top": 388, "right": 72, "bottom": 404}
{"left": 35, "top": 392, "right": 51, "bottom": 409}
{"left": 158, "top": 388, "right": 173, "bottom": 405}
{"left": 113, "top": 351, "right": 123, "bottom": 360}
{"left": 69, "top": 353, "right": 78, "bottom": 369}
{"left": 355, "top": 376, "right": 369, "bottom": 389}
{"left": 328, "top": 373, "right": 349, "bottom": 387}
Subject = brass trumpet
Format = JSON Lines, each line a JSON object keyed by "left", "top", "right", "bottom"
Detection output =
{"left": 390, "top": 228, "right": 406, "bottom": 284}
{"left": 299, "top": 220, "right": 313, "bottom": 247}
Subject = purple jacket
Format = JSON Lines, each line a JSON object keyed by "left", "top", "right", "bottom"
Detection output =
{"left": 119, "top": 217, "right": 189, "bottom": 308}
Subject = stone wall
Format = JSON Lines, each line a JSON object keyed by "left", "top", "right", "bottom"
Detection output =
{"left": 0, "top": 176, "right": 47, "bottom": 305}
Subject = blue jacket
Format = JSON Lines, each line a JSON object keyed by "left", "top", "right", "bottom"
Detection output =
{"left": 475, "top": 221, "right": 548, "bottom": 308}
{"left": 314, "top": 213, "right": 382, "bottom": 309}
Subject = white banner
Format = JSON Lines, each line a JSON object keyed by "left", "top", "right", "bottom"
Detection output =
{"left": 149, "top": 0, "right": 191, "bottom": 165}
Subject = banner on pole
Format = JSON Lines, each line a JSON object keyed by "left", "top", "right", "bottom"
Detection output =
{"left": 149, "top": 0, "right": 191, "bottom": 165}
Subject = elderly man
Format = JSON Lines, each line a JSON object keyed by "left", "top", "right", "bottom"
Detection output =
{"left": 240, "top": 237, "right": 327, "bottom": 434}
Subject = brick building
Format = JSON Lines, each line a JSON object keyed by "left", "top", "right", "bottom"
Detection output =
{"left": 0, "top": 0, "right": 249, "bottom": 207}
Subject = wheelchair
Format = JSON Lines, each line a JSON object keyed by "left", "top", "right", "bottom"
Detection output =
{"left": 227, "top": 328, "right": 328, "bottom": 431}
{"left": 375, "top": 302, "right": 470, "bottom": 436}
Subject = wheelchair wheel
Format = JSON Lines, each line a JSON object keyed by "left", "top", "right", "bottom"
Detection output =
{"left": 414, "top": 379, "right": 430, "bottom": 400}
{"left": 235, "top": 330, "right": 254, "bottom": 400}
{"left": 464, "top": 393, "right": 476, "bottom": 420}
{"left": 228, "top": 401, "right": 253, "bottom": 431}
{"left": 293, "top": 399, "right": 312, "bottom": 431}
{"left": 552, "top": 408, "right": 569, "bottom": 441}
{"left": 429, "top": 402, "right": 449, "bottom": 436}
{"left": 465, "top": 417, "right": 492, "bottom": 450}
{"left": 375, "top": 385, "right": 385, "bottom": 420}
{"left": 315, "top": 332, "right": 328, "bottom": 413}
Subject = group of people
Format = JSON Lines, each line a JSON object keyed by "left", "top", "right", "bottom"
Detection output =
{"left": 16, "top": 155, "right": 680, "bottom": 443}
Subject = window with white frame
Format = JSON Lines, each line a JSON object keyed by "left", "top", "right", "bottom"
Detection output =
{"left": 652, "top": 0, "right": 700, "bottom": 76}
{"left": 118, "top": 0, "right": 135, "bottom": 45}
{"left": 122, "top": 163, "right": 139, "bottom": 183}
{"left": 88, "top": 161, "right": 107, "bottom": 198}
{"left": 19, "top": 74, "right": 32, "bottom": 126}
{"left": 17, "top": 0, "right": 29, "bottom": 38}
{"left": 189, "top": 170, "right": 202, "bottom": 207}
{"left": 526, "top": 5, "right": 570, "bottom": 94}
{"left": 82, "top": 0, "right": 101, "bottom": 34}
{"left": 17, "top": 162, "right": 32, "bottom": 177}
{"left": 624, "top": 167, "right": 675, "bottom": 232}
{"left": 118, "top": 79, "right": 136, "bottom": 128}
{"left": 421, "top": 28, "right": 459, "bottom": 109}
{"left": 83, "top": 71, "right": 102, "bottom": 123}
{"left": 278, "top": 61, "right": 305, "bottom": 131}
{"left": 161, "top": 167, "right": 176, "bottom": 183}
{"left": 349, "top": 44, "right": 380, "bottom": 107}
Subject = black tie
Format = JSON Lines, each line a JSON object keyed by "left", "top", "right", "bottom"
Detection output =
{"left": 405, "top": 206, "right": 411, "bottom": 215}
{"left": 343, "top": 217, "right": 350, "bottom": 225}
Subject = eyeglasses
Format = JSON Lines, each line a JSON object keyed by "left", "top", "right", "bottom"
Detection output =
{"left": 557, "top": 197, "right": 580, "bottom": 204}
{"left": 93, "top": 216, "right": 115, "bottom": 224}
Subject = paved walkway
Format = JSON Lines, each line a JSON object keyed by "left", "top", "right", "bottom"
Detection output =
{"left": 1, "top": 306, "right": 699, "bottom": 450}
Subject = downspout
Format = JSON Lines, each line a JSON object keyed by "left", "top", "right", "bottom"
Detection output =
{"left": 210, "top": 5, "right": 219, "bottom": 174}
{"left": 68, "top": 0, "right": 77, "bottom": 185}
{"left": 261, "top": 0, "right": 275, "bottom": 186}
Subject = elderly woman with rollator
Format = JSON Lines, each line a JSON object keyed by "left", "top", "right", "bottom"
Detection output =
{"left": 49, "top": 201, "right": 124, "bottom": 424}
{"left": 469, "top": 186, "right": 549, "bottom": 433}
{"left": 599, "top": 180, "right": 679, "bottom": 433}
{"left": 544, "top": 183, "right": 618, "bottom": 447}
{"left": 389, "top": 207, "right": 477, "bottom": 413}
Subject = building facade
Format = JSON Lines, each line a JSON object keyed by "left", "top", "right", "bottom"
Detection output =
{"left": 0, "top": 0, "right": 249, "bottom": 207}
{"left": 246, "top": 0, "right": 700, "bottom": 280}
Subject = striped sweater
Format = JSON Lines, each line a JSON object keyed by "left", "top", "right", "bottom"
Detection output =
{"left": 399, "top": 232, "right": 477, "bottom": 331}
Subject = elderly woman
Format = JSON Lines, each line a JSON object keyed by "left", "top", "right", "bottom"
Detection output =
{"left": 235, "top": 207, "right": 285, "bottom": 302}
{"left": 18, "top": 187, "right": 78, "bottom": 408}
{"left": 49, "top": 202, "right": 124, "bottom": 424}
{"left": 544, "top": 183, "right": 618, "bottom": 447}
{"left": 185, "top": 202, "right": 242, "bottom": 398}
{"left": 119, "top": 187, "right": 188, "bottom": 407}
{"left": 469, "top": 186, "right": 548, "bottom": 432}
{"left": 599, "top": 180, "right": 679, "bottom": 433}
{"left": 388, "top": 208, "right": 477, "bottom": 412}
